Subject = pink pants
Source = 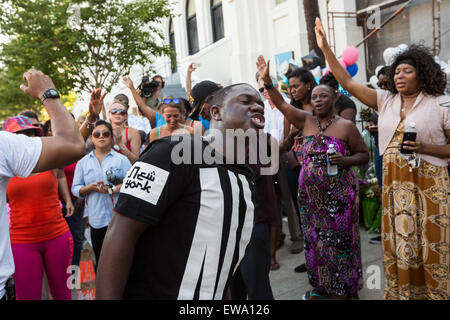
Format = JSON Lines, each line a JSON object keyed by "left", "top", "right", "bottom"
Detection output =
{"left": 11, "top": 231, "right": 73, "bottom": 300}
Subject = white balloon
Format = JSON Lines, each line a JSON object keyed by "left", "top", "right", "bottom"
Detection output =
{"left": 311, "top": 66, "right": 322, "bottom": 79}
{"left": 375, "top": 65, "right": 384, "bottom": 76}
{"left": 370, "top": 75, "right": 379, "bottom": 89}
{"left": 444, "top": 66, "right": 450, "bottom": 77}
{"left": 383, "top": 47, "right": 397, "bottom": 65}
{"left": 397, "top": 44, "right": 408, "bottom": 52}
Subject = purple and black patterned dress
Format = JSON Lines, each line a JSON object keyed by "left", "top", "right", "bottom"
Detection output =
{"left": 298, "top": 135, "right": 363, "bottom": 295}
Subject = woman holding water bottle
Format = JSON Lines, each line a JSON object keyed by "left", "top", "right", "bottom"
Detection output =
{"left": 314, "top": 18, "right": 450, "bottom": 300}
{"left": 256, "top": 57, "right": 369, "bottom": 300}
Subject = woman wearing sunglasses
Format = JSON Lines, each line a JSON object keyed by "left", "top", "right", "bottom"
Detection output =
{"left": 148, "top": 97, "right": 194, "bottom": 143}
{"left": 72, "top": 120, "right": 132, "bottom": 269}
{"left": 108, "top": 100, "right": 141, "bottom": 164}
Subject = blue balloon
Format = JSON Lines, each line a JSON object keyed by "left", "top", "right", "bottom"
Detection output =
{"left": 346, "top": 63, "right": 358, "bottom": 77}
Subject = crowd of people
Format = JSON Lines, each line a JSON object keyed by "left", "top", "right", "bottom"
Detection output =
{"left": 0, "top": 17, "right": 449, "bottom": 301}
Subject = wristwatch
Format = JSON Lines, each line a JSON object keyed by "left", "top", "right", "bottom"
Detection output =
{"left": 264, "top": 82, "right": 275, "bottom": 90}
{"left": 86, "top": 115, "right": 98, "bottom": 130}
{"left": 41, "top": 88, "right": 60, "bottom": 102}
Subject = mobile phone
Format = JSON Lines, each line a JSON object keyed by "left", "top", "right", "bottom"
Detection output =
{"left": 400, "top": 132, "right": 417, "bottom": 154}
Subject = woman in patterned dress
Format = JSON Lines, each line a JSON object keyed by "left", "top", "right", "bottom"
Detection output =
{"left": 256, "top": 55, "right": 369, "bottom": 299}
{"left": 315, "top": 18, "right": 450, "bottom": 300}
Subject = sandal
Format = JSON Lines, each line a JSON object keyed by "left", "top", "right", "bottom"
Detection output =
{"left": 301, "top": 289, "right": 327, "bottom": 300}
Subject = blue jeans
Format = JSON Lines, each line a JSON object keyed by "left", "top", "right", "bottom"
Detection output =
{"left": 62, "top": 204, "right": 84, "bottom": 267}
{"left": 374, "top": 145, "right": 383, "bottom": 189}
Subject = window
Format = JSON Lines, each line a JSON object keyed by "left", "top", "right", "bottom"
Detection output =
{"left": 169, "top": 19, "right": 177, "bottom": 73}
{"left": 187, "top": 0, "right": 199, "bottom": 55}
{"left": 211, "top": 0, "right": 224, "bottom": 42}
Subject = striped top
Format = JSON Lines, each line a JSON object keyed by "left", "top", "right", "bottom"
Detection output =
{"left": 115, "top": 134, "right": 256, "bottom": 300}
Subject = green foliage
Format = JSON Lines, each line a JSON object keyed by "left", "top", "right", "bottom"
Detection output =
{"left": 0, "top": 0, "right": 174, "bottom": 118}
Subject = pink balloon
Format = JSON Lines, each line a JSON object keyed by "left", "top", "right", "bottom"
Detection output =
{"left": 338, "top": 58, "right": 347, "bottom": 69}
{"left": 342, "top": 46, "right": 359, "bottom": 66}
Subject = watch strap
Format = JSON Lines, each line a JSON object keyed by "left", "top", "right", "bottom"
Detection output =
{"left": 41, "top": 88, "right": 60, "bottom": 102}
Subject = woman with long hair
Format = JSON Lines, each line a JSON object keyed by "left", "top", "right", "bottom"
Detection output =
{"left": 107, "top": 99, "right": 141, "bottom": 164}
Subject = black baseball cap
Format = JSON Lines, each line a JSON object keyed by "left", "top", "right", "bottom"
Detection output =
{"left": 189, "top": 80, "right": 222, "bottom": 119}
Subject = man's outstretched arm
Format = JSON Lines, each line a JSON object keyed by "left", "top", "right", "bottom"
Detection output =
{"left": 19, "top": 69, "right": 85, "bottom": 173}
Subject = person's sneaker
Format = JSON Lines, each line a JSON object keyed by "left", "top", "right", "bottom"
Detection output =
{"left": 369, "top": 236, "right": 382, "bottom": 244}
{"left": 289, "top": 239, "right": 304, "bottom": 254}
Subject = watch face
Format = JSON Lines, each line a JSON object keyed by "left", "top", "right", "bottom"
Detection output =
{"left": 49, "top": 89, "right": 58, "bottom": 96}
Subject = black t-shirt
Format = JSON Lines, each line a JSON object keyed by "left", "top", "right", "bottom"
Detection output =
{"left": 115, "top": 134, "right": 257, "bottom": 300}
{"left": 336, "top": 94, "right": 357, "bottom": 116}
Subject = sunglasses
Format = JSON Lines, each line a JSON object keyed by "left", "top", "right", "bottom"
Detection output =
{"left": 258, "top": 87, "right": 265, "bottom": 93}
{"left": 110, "top": 108, "right": 127, "bottom": 115}
{"left": 163, "top": 98, "right": 180, "bottom": 104}
{"left": 92, "top": 131, "right": 111, "bottom": 139}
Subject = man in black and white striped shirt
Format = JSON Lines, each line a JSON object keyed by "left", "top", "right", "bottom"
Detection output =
{"left": 96, "top": 83, "right": 267, "bottom": 300}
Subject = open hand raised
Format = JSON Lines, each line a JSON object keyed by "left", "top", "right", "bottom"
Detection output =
{"left": 256, "top": 55, "right": 271, "bottom": 84}
{"left": 123, "top": 76, "right": 134, "bottom": 90}
{"left": 89, "top": 88, "right": 107, "bottom": 119}
{"left": 314, "top": 17, "right": 328, "bottom": 50}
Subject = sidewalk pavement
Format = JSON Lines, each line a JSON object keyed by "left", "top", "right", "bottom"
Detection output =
{"left": 270, "top": 221, "right": 384, "bottom": 300}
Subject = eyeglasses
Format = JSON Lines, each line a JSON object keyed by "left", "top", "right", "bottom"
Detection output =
{"left": 110, "top": 108, "right": 127, "bottom": 115}
{"left": 92, "top": 131, "right": 111, "bottom": 139}
{"left": 163, "top": 98, "right": 180, "bottom": 104}
{"left": 258, "top": 87, "right": 265, "bottom": 93}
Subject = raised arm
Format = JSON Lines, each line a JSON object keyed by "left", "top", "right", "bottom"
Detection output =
{"left": 256, "top": 55, "right": 310, "bottom": 130}
{"left": 79, "top": 88, "right": 107, "bottom": 141}
{"left": 123, "top": 77, "right": 157, "bottom": 127}
{"left": 315, "top": 18, "right": 378, "bottom": 110}
{"left": 186, "top": 63, "right": 197, "bottom": 100}
{"left": 19, "top": 70, "right": 85, "bottom": 173}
